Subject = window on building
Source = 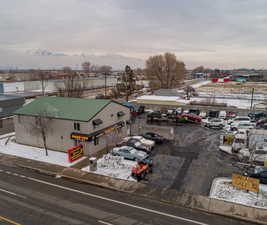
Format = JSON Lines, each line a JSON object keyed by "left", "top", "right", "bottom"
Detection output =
{"left": 0, "top": 120, "right": 3, "bottom": 129}
{"left": 92, "top": 119, "right": 103, "bottom": 128}
{"left": 18, "top": 115, "right": 22, "bottom": 124}
{"left": 74, "top": 122, "right": 80, "bottom": 131}
{"left": 94, "top": 137, "right": 99, "bottom": 145}
{"left": 117, "top": 111, "right": 125, "bottom": 117}
{"left": 74, "top": 139, "right": 82, "bottom": 146}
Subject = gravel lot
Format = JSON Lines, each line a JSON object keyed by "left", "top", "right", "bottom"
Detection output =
{"left": 138, "top": 121, "right": 243, "bottom": 196}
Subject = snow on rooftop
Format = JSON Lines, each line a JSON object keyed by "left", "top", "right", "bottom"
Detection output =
{"left": 0, "top": 133, "right": 86, "bottom": 167}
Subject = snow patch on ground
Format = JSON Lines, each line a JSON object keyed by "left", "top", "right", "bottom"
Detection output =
{"left": 191, "top": 80, "right": 211, "bottom": 88}
{"left": 219, "top": 146, "right": 232, "bottom": 154}
{"left": 0, "top": 133, "right": 86, "bottom": 167}
{"left": 210, "top": 178, "right": 267, "bottom": 209}
{"left": 82, "top": 153, "right": 137, "bottom": 182}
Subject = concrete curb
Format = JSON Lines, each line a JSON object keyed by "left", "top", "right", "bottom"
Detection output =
{"left": 17, "top": 164, "right": 58, "bottom": 177}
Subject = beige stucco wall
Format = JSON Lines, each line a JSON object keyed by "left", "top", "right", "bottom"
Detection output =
{"left": 14, "top": 102, "right": 130, "bottom": 156}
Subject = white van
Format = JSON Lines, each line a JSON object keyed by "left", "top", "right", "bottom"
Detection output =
{"left": 219, "top": 111, "right": 227, "bottom": 119}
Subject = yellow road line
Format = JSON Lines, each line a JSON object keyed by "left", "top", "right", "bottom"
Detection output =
{"left": 0, "top": 216, "right": 22, "bottom": 225}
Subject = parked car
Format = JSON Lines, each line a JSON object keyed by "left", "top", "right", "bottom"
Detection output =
{"left": 257, "top": 123, "right": 267, "bottom": 130}
{"left": 248, "top": 112, "right": 267, "bottom": 122}
{"left": 219, "top": 111, "right": 227, "bottom": 119}
{"left": 208, "top": 110, "right": 220, "bottom": 118}
{"left": 142, "top": 132, "right": 164, "bottom": 144}
{"left": 126, "top": 139, "right": 152, "bottom": 153}
{"left": 229, "top": 116, "right": 251, "bottom": 126}
{"left": 95, "top": 94, "right": 105, "bottom": 99}
{"left": 137, "top": 106, "right": 145, "bottom": 114}
{"left": 147, "top": 111, "right": 162, "bottom": 120}
{"left": 204, "top": 118, "right": 224, "bottom": 129}
{"left": 235, "top": 122, "right": 256, "bottom": 131}
{"left": 181, "top": 113, "right": 202, "bottom": 123}
{"left": 247, "top": 167, "right": 267, "bottom": 184}
{"left": 256, "top": 118, "right": 267, "bottom": 126}
{"left": 199, "top": 111, "right": 207, "bottom": 119}
{"left": 124, "top": 136, "right": 155, "bottom": 147}
{"left": 226, "top": 112, "right": 237, "bottom": 119}
{"left": 112, "top": 146, "right": 148, "bottom": 161}
{"left": 188, "top": 109, "right": 200, "bottom": 116}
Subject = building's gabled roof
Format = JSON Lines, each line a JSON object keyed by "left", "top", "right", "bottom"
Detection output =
{"left": 14, "top": 96, "right": 112, "bottom": 122}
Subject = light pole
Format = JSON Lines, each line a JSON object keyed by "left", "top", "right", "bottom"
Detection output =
{"left": 104, "top": 72, "right": 107, "bottom": 98}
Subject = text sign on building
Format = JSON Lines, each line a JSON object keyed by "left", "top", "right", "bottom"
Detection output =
{"left": 265, "top": 160, "right": 267, "bottom": 168}
{"left": 68, "top": 144, "right": 84, "bottom": 163}
{"left": 70, "top": 133, "right": 92, "bottom": 142}
{"left": 232, "top": 174, "right": 259, "bottom": 193}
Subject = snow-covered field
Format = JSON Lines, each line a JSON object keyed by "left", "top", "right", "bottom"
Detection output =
{"left": 82, "top": 153, "right": 137, "bottom": 182}
{"left": 0, "top": 134, "right": 86, "bottom": 167}
{"left": 210, "top": 178, "right": 267, "bottom": 209}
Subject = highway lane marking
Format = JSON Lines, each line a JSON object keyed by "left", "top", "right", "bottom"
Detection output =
{"left": 0, "top": 215, "right": 22, "bottom": 225}
{"left": 26, "top": 178, "right": 208, "bottom": 225}
{"left": 0, "top": 188, "right": 26, "bottom": 199}
{"left": 98, "top": 220, "right": 113, "bottom": 225}
{"left": 0, "top": 169, "right": 209, "bottom": 225}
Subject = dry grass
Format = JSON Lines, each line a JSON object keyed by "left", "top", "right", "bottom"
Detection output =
{"left": 197, "top": 82, "right": 267, "bottom": 94}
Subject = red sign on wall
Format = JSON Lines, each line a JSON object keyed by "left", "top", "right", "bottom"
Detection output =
{"left": 68, "top": 144, "right": 84, "bottom": 163}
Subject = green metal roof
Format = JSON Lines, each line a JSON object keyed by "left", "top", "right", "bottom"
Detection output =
{"left": 14, "top": 97, "right": 112, "bottom": 122}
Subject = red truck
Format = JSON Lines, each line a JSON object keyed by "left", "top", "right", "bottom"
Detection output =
{"left": 181, "top": 113, "right": 202, "bottom": 123}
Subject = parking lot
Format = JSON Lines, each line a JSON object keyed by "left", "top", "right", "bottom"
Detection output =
{"left": 135, "top": 118, "right": 243, "bottom": 196}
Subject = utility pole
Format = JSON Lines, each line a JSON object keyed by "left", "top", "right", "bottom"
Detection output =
{"left": 250, "top": 88, "right": 255, "bottom": 111}
{"left": 104, "top": 72, "right": 107, "bottom": 98}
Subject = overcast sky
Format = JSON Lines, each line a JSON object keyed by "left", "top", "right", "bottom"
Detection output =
{"left": 1, "top": 0, "right": 267, "bottom": 69}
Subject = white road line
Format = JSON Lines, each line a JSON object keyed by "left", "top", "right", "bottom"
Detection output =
{"left": 1, "top": 170, "right": 208, "bottom": 225}
{"left": 98, "top": 220, "right": 113, "bottom": 225}
{"left": 0, "top": 188, "right": 26, "bottom": 199}
{"left": 24, "top": 176, "right": 208, "bottom": 225}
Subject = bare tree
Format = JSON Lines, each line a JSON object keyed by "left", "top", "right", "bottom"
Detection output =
{"left": 90, "top": 65, "right": 99, "bottom": 74}
{"left": 82, "top": 61, "right": 91, "bottom": 74}
{"left": 99, "top": 65, "right": 112, "bottom": 97}
{"left": 122, "top": 65, "right": 135, "bottom": 102}
{"left": 184, "top": 85, "right": 195, "bottom": 100}
{"left": 36, "top": 70, "right": 50, "bottom": 96}
{"left": 29, "top": 110, "right": 52, "bottom": 156}
{"left": 99, "top": 65, "right": 112, "bottom": 75}
{"left": 62, "top": 66, "right": 72, "bottom": 74}
{"left": 192, "top": 66, "right": 205, "bottom": 74}
{"left": 56, "top": 72, "right": 85, "bottom": 98}
{"left": 146, "top": 52, "right": 186, "bottom": 89}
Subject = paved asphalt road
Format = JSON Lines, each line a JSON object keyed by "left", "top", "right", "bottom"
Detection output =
{"left": 0, "top": 163, "right": 256, "bottom": 225}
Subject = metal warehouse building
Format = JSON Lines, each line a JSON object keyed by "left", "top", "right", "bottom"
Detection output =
{"left": 0, "top": 95, "right": 25, "bottom": 135}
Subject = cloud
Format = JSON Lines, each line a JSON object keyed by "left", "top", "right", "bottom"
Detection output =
{"left": 1, "top": 0, "right": 267, "bottom": 69}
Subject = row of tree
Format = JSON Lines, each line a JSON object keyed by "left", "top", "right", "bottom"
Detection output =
{"left": 62, "top": 63, "right": 112, "bottom": 75}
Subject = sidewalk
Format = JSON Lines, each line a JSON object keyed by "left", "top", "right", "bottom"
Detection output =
{"left": 0, "top": 153, "right": 65, "bottom": 176}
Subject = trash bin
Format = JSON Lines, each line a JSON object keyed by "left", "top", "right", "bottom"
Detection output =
{"left": 89, "top": 157, "right": 97, "bottom": 172}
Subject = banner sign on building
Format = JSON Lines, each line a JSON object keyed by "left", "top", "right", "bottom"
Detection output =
{"left": 68, "top": 144, "right": 84, "bottom": 163}
{"left": 232, "top": 174, "right": 259, "bottom": 193}
{"left": 70, "top": 133, "right": 92, "bottom": 142}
